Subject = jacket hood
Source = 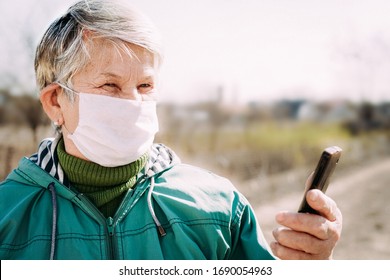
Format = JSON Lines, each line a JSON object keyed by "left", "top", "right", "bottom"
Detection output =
{"left": 26, "top": 135, "right": 181, "bottom": 187}
{"left": 4, "top": 136, "right": 181, "bottom": 259}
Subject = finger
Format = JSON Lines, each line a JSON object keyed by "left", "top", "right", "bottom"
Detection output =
{"left": 306, "top": 189, "right": 342, "bottom": 223}
{"left": 270, "top": 241, "right": 308, "bottom": 260}
{"left": 305, "top": 171, "right": 315, "bottom": 189}
{"left": 275, "top": 211, "right": 333, "bottom": 240}
{"left": 272, "top": 227, "right": 329, "bottom": 255}
{"left": 270, "top": 241, "right": 324, "bottom": 260}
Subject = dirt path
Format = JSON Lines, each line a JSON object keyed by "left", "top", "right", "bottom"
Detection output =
{"left": 254, "top": 157, "right": 390, "bottom": 259}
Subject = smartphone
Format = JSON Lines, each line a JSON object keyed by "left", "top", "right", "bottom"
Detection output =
{"left": 298, "top": 146, "right": 342, "bottom": 214}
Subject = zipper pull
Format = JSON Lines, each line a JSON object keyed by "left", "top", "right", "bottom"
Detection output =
{"left": 107, "top": 217, "right": 114, "bottom": 236}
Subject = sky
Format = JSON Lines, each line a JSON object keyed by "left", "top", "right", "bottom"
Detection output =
{"left": 0, "top": 0, "right": 390, "bottom": 104}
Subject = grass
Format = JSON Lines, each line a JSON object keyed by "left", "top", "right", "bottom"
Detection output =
{"left": 160, "top": 120, "right": 352, "bottom": 178}
{"left": 225, "top": 121, "right": 349, "bottom": 150}
{"left": 1, "top": 121, "right": 388, "bottom": 182}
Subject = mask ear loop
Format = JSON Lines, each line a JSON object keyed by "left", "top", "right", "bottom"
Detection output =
{"left": 54, "top": 81, "right": 79, "bottom": 103}
{"left": 52, "top": 82, "right": 79, "bottom": 135}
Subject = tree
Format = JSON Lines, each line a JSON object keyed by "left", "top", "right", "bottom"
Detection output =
{"left": 13, "top": 94, "right": 50, "bottom": 145}
{"left": 0, "top": 90, "right": 50, "bottom": 145}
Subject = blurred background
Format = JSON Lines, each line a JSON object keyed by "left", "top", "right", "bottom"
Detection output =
{"left": 0, "top": 0, "right": 389, "bottom": 259}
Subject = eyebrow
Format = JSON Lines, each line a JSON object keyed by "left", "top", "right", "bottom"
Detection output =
{"left": 99, "top": 68, "right": 156, "bottom": 80}
{"left": 98, "top": 72, "right": 121, "bottom": 79}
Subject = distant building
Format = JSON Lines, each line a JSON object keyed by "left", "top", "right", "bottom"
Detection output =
{"left": 297, "top": 100, "right": 357, "bottom": 123}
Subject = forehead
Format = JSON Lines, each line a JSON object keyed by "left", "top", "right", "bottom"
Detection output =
{"left": 80, "top": 39, "right": 156, "bottom": 79}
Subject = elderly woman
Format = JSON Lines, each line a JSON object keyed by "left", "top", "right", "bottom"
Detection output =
{"left": 0, "top": 0, "right": 341, "bottom": 260}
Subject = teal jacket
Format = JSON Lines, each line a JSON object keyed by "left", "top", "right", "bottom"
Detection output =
{"left": 0, "top": 141, "right": 275, "bottom": 260}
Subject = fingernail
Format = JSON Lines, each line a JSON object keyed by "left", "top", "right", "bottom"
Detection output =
{"left": 308, "top": 190, "right": 319, "bottom": 202}
{"left": 275, "top": 212, "right": 286, "bottom": 223}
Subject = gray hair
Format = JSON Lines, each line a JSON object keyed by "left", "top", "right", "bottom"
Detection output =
{"left": 34, "top": 0, "right": 163, "bottom": 96}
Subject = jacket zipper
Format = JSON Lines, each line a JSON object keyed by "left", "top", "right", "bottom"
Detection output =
{"left": 106, "top": 217, "right": 115, "bottom": 259}
{"left": 73, "top": 179, "right": 150, "bottom": 259}
{"left": 73, "top": 193, "right": 116, "bottom": 259}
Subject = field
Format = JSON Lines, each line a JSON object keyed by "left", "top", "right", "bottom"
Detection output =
{"left": 1, "top": 122, "right": 389, "bottom": 259}
{"left": 250, "top": 156, "right": 390, "bottom": 259}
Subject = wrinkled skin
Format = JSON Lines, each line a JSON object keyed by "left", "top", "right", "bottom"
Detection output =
{"left": 270, "top": 175, "right": 342, "bottom": 260}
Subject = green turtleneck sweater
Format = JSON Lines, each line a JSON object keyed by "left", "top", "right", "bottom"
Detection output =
{"left": 56, "top": 138, "right": 148, "bottom": 218}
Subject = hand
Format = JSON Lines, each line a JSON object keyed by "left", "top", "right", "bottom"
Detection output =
{"left": 270, "top": 189, "right": 342, "bottom": 260}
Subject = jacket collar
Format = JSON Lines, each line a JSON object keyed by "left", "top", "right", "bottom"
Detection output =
{"left": 28, "top": 134, "right": 181, "bottom": 186}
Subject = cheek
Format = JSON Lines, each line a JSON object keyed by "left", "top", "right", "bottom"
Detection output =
{"left": 61, "top": 100, "right": 80, "bottom": 133}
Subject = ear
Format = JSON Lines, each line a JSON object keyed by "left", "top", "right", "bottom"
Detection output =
{"left": 40, "top": 83, "right": 64, "bottom": 125}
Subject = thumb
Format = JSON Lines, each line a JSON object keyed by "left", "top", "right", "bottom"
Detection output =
{"left": 307, "top": 189, "right": 337, "bottom": 222}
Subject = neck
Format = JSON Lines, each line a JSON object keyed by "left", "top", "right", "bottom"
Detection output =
{"left": 56, "top": 137, "right": 148, "bottom": 217}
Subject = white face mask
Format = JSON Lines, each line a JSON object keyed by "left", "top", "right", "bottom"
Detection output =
{"left": 66, "top": 93, "right": 159, "bottom": 167}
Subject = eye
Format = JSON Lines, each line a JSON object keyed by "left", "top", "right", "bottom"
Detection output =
{"left": 138, "top": 83, "right": 151, "bottom": 88}
{"left": 100, "top": 83, "right": 121, "bottom": 94}
{"left": 137, "top": 83, "right": 153, "bottom": 94}
{"left": 103, "top": 83, "right": 118, "bottom": 89}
